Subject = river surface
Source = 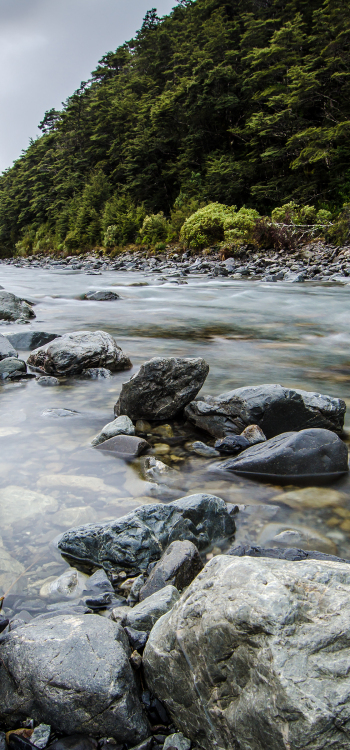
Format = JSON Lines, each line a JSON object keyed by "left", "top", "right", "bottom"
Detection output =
{"left": 1, "top": 265, "right": 350, "bottom": 615}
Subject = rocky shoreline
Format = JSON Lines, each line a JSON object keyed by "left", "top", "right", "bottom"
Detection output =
{"left": 1, "top": 324, "right": 350, "bottom": 749}
{"left": 2, "top": 239, "right": 350, "bottom": 284}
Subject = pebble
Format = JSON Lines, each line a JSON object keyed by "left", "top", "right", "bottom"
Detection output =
{"left": 31, "top": 725, "right": 51, "bottom": 749}
{"left": 153, "top": 443, "right": 171, "bottom": 455}
{"left": 36, "top": 376, "right": 60, "bottom": 386}
{"left": 188, "top": 441, "right": 220, "bottom": 458}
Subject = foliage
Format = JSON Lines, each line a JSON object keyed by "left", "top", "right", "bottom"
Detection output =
{"left": 180, "top": 203, "right": 260, "bottom": 248}
{"left": 0, "top": 0, "right": 350, "bottom": 254}
{"left": 139, "top": 212, "right": 170, "bottom": 244}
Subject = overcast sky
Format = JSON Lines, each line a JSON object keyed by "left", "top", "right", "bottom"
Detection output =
{"left": 0, "top": 0, "right": 175, "bottom": 174}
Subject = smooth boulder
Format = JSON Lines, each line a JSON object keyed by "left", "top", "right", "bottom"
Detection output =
{"left": 0, "top": 334, "right": 17, "bottom": 361}
{"left": 95, "top": 434, "right": 149, "bottom": 459}
{"left": 84, "top": 291, "right": 120, "bottom": 301}
{"left": 115, "top": 356, "right": 209, "bottom": 421}
{"left": 27, "top": 330, "right": 132, "bottom": 376}
{"left": 139, "top": 540, "right": 203, "bottom": 600}
{"left": 215, "top": 428, "right": 349, "bottom": 482}
{"left": 91, "top": 415, "right": 135, "bottom": 446}
{"left": 144, "top": 555, "right": 350, "bottom": 750}
{"left": 0, "top": 614, "right": 148, "bottom": 743}
{"left": 0, "top": 291, "right": 35, "bottom": 322}
{"left": 185, "top": 383, "right": 346, "bottom": 438}
{"left": 6, "top": 332, "right": 59, "bottom": 350}
{"left": 0, "top": 357, "right": 27, "bottom": 380}
{"left": 58, "top": 494, "right": 236, "bottom": 574}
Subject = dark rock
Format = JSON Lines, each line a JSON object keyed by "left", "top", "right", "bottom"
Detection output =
{"left": 58, "top": 494, "right": 235, "bottom": 573}
{"left": 139, "top": 540, "right": 203, "bottom": 600}
{"left": 215, "top": 428, "right": 349, "bottom": 482}
{"left": 95, "top": 434, "right": 149, "bottom": 459}
{"left": 185, "top": 383, "right": 346, "bottom": 438}
{"left": 7, "top": 332, "right": 59, "bottom": 350}
{"left": 227, "top": 543, "right": 350, "bottom": 563}
{"left": 0, "top": 291, "right": 35, "bottom": 322}
{"left": 163, "top": 734, "right": 191, "bottom": 750}
{"left": 0, "top": 614, "right": 148, "bottom": 743}
{"left": 79, "top": 368, "right": 112, "bottom": 379}
{"left": 111, "top": 586, "right": 180, "bottom": 632}
{"left": 124, "top": 626, "right": 149, "bottom": 651}
{"left": 48, "top": 736, "right": 97, "bottom": 750}
{"left": 115, "top": 357, "right": 209, "bottom": 421}
{"left": 8, "top": 736, "right": 33, "bottom": 750}
{"left": 0, "top": 731, "right": 5, "bottom": 750}
{"left": 84, "top": 291, "right": 120, "bottom": 301}
{"left": 27, "top": 331, "right": 132, "bottom": 377}
{"left": 88, "top": 569, "right": 114, "bottom": 591}
{"left": 37, "top": 376, "right": 60, "bottom": 387}
{"left": 84, "top": 592, "right": 115, "bottom": 609}
{"left": 127, "top": 740, "right": 153, "bottom": 750}
{"left": 241, "top": 423, "right": 266, "bottom": 444}
{"left": 214, "top": 434, "right": 250, "bottom": 454}
{"left": 0, "top": 357, "right": 27, "bottom": 380}
{"left": 0, "top": 333, "right": 17, "bottom": 360}
{"left": 0, "top": 616, "right": 9, "bottom": 633}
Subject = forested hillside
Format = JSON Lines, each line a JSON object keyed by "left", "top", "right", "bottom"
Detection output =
{"left": 0, "top": 0, "right": 349, "bottom": 255}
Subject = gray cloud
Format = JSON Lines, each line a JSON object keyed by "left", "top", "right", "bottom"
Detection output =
{"left": 0, "top": 0, "right": 175, "bottom": 173}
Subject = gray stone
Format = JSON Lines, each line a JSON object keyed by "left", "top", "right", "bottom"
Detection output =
{"left": 95, "top": 434, "right": 149, "bottom": 459}
{"left": 115, "top": 357, "right": 209, "bottom": 421}
{"left": 163, "top": 734, "right": 191, "bottom": 750}
{"left": 31, "top": 724, "right": 51, "bottom": 749}
{"left": 0, "top": 291, "right": 35, "bottom": 322}
{"left": 0, "top": 357, "right": 26, "bottom": 379}
{"left": 139, "top": 540, "right": 203, "bottom": 600}
{"left": 215, "top": 428, "right": 349, "bottom": 482}
{"left": 143, "top": 555, "right": 350, "bottom": 750}
{"left": 87, "top": 568, "right": 114, "bottom": 591}
{"left": 111, "top": 585, "right": 180, "bottom": 631}
{"left": 41, "top": 408, "right": 79, "bottom": 417}
{"left": 37, "top": 376, "right": 60, "bottom": 386}
{"left": 189, "top": 441, "right": 220, "bottom": 458}
{"left": 0, "top": 333, "right": 17, "bottom": 360}
{"left": 84, "top": 290, "right": 120, "bottom": 301}
{"left": 6, "top": 332, "right": 59, "bottom": 350}
{"left": 185, "top": 383, "right": 346, "bottom": 438}
{"left": 241, "top": 423, "right": 266, "bottom": 444}
{"left": 57, "top": 494, "right": 236, "bottom": 574}
{"left": 27, "top": 330, "right": 132, "bottom": 377}
{"left": 80, "top": 368, "right": 112, "bottom": 379}
{"left": 228, "top": 542, "right": 350, "bottom": 564}
{"left": 91, "top": 415, "right": 135, "bottom": 446}
{"left": 0, "top": 614, "right": 148, "bottom": 743}
{"left": 214, "top": 434, "right": 250, "bottom": 454}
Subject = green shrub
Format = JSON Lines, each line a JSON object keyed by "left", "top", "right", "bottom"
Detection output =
{"left": 224, "top": 207, "right": 260, "bottom": 243}
{"left": 180, "top": 203, "right": 260, "bottom": 249}
{"left": 271, "top": 202, "right": 332, "bottom": 226}
{"left": 139, "top": 212, "right": 170, "bottom": 244}
{"left": 327, "top": 203, "right": 350, "bottom": 245}
{"left": 102, "top": 194, "right": 145, "bottom": 247}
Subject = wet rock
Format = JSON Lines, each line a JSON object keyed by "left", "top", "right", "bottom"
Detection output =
{"left": 111, "top": 585, "right": 180, "bottom": 631}
{"left": 8, "top": 736, "right": 33, "bottom": 750}
{"left": 228, "top": 542, "right": 350, "bottom": 563}
{"left": 127, "top": 740, "right": 153, "bottom": 750}
{"left": 124, "top": 626, "right": 149, "bottom": 651}
{"left": 216, "top": 428, "right": 348, "bottom": 482}
{"left": 0, "top": 486, "right": 57, "bottom": 527}
{"left": 0, "top": 732, "right": 5, "bottom": 750}
{"left": 136, "top": 420, "right": 152, "bottom": 434}
{"left": 163, "top": 734, "right": 191, "bottom": 750}
{"left": 185, "top": 384, "right": 346, "bottom": 438}
{"left": 241, "top": 423, "right": 266, "bottom": 444}
{"left": 214, "top": 434, "right": 250, "bottom": 454}
{"left": 84, "top": 290, "right": 120, "bottom": 301}
{"left": 40, "top": 568, "right": 89, "bottom": 601}
{"left": 115, "top": 357, "right": 209, "bottom": 421}
{"left": 257, "top": 521, "right": 337, "bottom": 554}
{"left": 31, "top": 724, "right": 51, "bottom": 749}
{"left": 0, "top": 614, "right": 148, "bottom": 743}
{"left": 0, "top": 615, "right": 9, "bottom": 633}
{"left": 91, "top": 415, "right": 135, "bottom": 446}
{"left": 187, "top": 441, "right": 220, "bottom": 458}
{"left": 36, "top": 376, "right": 60, "bottom": 387}
{"left": 48, "top": 736, "right": 97, "bottom": 750}
{"left": 88, "top": 568, "right": 114, "bottom": 591}
{"left": 141, "top": 456, "right": 179, "bottom": 484}
{"left": 139, "top": 541, "right": 203, "bottom": 600}
{"left": 0, "top": 536, "right": 25, "bottom": 596}
{"left": 79, "top": 368, "right": 112, "bottom": 379}
{"left": 0, "top": 333, "right": 17, "bottom": 360}
{"left": 271, "top": 486, "right": 348, "bottom": 509}
{"left": 27, "top": 330, "right": 132, "bottom": 377}
{"left": 0, "top": 291, "right": 35, "bottom": 322}
{"left": 95, "top": 434, "right": 149, "bottom": 459}
{"left": 41, "top": 408, "right": 79, "bottom": 417}
{"left": 144, "top": 554, "right": 350, "bottom": 750}
{"left": 0, "top": 357, "right": 27, "bottom": 380}
{"left": 58, "top": 494, "right": 235, "bottom": 574}
{"left": 7, "top": 332, "right": 59, "bottom": 350}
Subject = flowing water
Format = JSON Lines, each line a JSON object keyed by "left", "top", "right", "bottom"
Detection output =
{"left": 1, "top": 265, "right": 350, "bottom": 615}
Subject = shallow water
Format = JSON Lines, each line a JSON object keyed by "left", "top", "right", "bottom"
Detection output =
{"left": 1, "top": 265, "right": 350, "bottom": 614}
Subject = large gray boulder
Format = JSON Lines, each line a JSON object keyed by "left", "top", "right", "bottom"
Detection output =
{"left": 0, "top": 291, "right": 35, "bottom": 322}
{"left": 0, "top": 334, "right": 17, "bottom": 361}
{"left": 144, "top": 555, "right": 350, "bottom": 750}
{"left": 0, "top": 614, "right": 148, "bottom": 743}
{"left": 215, "top": 428, "right": 349, "bottom": 482}
{"left": 27, "top": 330, "right": 132, "bottom": 376}
{"left": 58, "top": 494, "right": 235, "bottom": 574}
{"left": 115, "top": 357, "right": 209, "bottom": 421}
{"left": 185, "top": 383, "right": 346, "bottom": 438}
{"left": 7, "top": 331, "right": 60, "bottom": 350}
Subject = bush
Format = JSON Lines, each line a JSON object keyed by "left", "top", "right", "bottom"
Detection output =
{"left": 271, "top": 202, "right": 332, "bottom": 226}
{"left": 224, "top": 207, "right": 260, "bottom": 243}
{"left": 180, "top": 203, "right": 260, "bottom": 249}
{"left": 327, "top": 203, "right": 350, "bottom": 245}
{"left": 139, "top": 212, "right": 170, "bottom": 244}
{"left": 102, "top": 194, "right": 145, "bottom": 247}
{"left": 253, "top": 217, "right": 297, "bottom": 251}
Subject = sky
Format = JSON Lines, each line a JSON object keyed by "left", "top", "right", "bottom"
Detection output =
{"left": 0, "top": 0, "right": 175, "bottom": 174}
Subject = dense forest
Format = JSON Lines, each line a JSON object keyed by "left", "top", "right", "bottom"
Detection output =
{"left": 0, "top": 0, "right": 349, "bottom": 255}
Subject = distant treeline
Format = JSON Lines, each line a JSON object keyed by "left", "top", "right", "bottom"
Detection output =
{"left": 0, "top": 0, "right": 349, "bottom": 255}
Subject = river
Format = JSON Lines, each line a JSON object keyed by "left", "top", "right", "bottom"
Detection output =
{"left": 1, "top": 265, "right": 350, "bottom": 615}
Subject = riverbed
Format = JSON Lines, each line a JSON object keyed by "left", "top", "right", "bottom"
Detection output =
{"left": 1, "top": 265, "right": 350, "bottom": 615}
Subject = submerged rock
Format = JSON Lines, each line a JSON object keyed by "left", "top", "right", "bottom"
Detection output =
{"left": 57, "top": 494, "right": 235, "bottom": 574}
{"left": 215, "top": 428, "right": 349, "bottom": 482}
{"left": 115, "top": 356, "right": 209, "bottom": 421}
{"left": 0, "top": 357, "right": 27, "bottom": 380}
{"left": 6, "top": 332, "right": 59, "bottom": 350}
{"left": 0, "top": 291, "right": 35, "bottom": 322}
{"left": 91, "top": 415, "right": 135, "bottom": 446}
{"left": 185, "top": 383, "right": 346, "bottom": 438}
{"left": 84, "top": 290, "right": 120, "bottom": 301}
{"left": 36, "top": 376, "right": 60, "bottom": 387}
{"left": 27, "top": 330, "right": 132, "bottom": 377}
{"left": 0, "top": 334, "right": 17, "bottom": 360}
{"left": 139, "top": 540, "right": 203, "bottom": 600}
{"left": 188, "top": 441, "right": 220, "bottom": 457}
{"left": 144, "top": 554, "right": 350, "bottom": 750}
{"left": 79, "top": 367, "right": 112, "bottom": 379}
{"left": 95, "top": 434, "right": 149, "bottom": 459}
{"left": 0, "top": 614, "right": 148, "bottom": 743}
{"left": 214, "top": 434, "right": 250, "bottom": 454}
